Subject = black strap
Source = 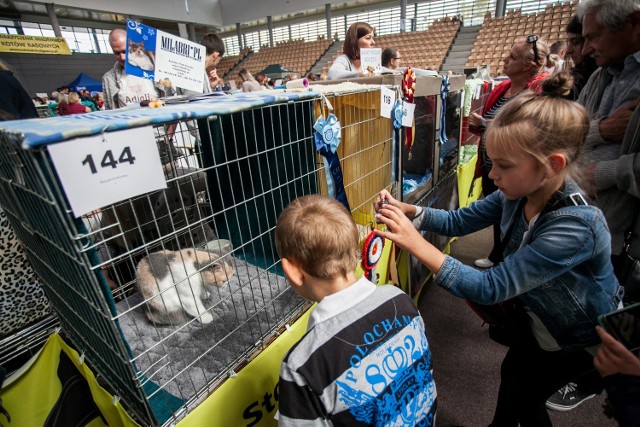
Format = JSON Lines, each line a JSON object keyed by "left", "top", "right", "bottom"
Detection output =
{"left": 497, "top": 192, "right": 588, "bottom": 262}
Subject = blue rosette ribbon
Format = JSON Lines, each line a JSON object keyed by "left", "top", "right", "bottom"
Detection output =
{"left": 439, "top": 75, "right": 450, "bottom": 144}
{"left": 390, "top": 99, "right": 404, "bottom": 183}
{"left": 314, "top": 114, "right": 350, "bottom": 211}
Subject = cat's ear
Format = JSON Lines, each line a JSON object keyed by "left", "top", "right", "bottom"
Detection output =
{"left": 281, "top": 258, "right": 304, "bottom": 288}
{"left": 129, "top": 39, "right": 133, "bottom": 46}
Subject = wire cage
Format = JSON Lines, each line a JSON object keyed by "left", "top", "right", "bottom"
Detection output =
{"left": 0, "top": 87, "right": 399, "bottom": 426}
{"left": 312, "top": 84, "right": 394, "bottom": 234}
{"left": 0, "top": 93, "right": 321, "bottom": 425}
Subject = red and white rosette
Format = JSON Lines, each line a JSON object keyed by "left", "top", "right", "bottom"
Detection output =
{"left": 402, "top": 67, "right": 416, "bottom": 151}
{"left": 362, "top": 230, "right": 385, "bottom": 281}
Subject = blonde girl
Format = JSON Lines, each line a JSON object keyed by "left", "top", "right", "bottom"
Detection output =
{"left": 375, "top": 72, "right": 621, "bottom": 427}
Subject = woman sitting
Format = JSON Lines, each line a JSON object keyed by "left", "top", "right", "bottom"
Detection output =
{"left": 59, "top": 92, "right": 91, "bottom": 115}
{"left": 327, "top": 22, "right": 375, "bottom": 80}
{"left": 238, "top": 69, "right": 262, "bottom": 92}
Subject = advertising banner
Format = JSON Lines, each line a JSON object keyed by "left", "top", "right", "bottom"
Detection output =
{"left": 125, "top": 20, "right": 205, "bottom": 93}
{"left": 0, "top": 34, "right": 71, "bottom": 55}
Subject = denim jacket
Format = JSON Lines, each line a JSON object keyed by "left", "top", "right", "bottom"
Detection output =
{"left": 416, "top": 180, "right": 622, "bottom": 350}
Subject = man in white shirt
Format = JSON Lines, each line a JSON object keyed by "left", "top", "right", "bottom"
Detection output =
{"left": 102, "top": 28, "right": 171, "bottom": 110}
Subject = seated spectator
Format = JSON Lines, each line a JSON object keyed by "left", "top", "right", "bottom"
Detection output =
{"left": 57, "top": 86, "right": 70, "bottom": 97}
{"left": 56, "top": 93, "right": 68, "bottom": 116}
{"left": 238, "top": 68, "right": 262, "bottom": 92}
{"left": 305, "top": 73, "right": 319, "bottom": 82}
{"left": 328, "top": 22, "right": 376, "bottom": 80}
{"left": 381, "top": 47, "right": 402, "bottom": 72}
{"left": 79, "top": 89, "right": 97, "bottom": 110}
{"left": 59, "top": 92, "right": 91, "bottom": 115}
{"left": 256, "top": 73, "right": 268, "bottom": 88}
{"left": 544, "top": 41, "right": 566, "bottom": 74}
{"left": 94, "top": 92, "right": 104, "bottom": 110}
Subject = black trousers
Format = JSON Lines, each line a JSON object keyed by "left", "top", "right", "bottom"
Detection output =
{"left": 490, "top": 319, "right": 599, "bottom": 427}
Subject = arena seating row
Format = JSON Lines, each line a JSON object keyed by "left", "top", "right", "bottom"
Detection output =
{"left": 217, "top": 48, "right": 252, "bottom": 79}
{"left": 466, "top": 0, "right": 578, "bottom": 76}
{"left": 220, "top": 0, "right": 577, "bottom": 81}
{"left": 229, "top": 38, "right": 334, "bottom": 78}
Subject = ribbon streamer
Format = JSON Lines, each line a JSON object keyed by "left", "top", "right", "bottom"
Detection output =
{"left": 313, "top": 114, "right": 350, "bottom": 212}
{"left": 439, "top": 75, "right": 450, "bottom": 144}
{"left": 391, "top": 99, "right": 404, "bottom": 183}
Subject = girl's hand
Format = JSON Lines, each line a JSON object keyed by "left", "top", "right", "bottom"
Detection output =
{"left": 594, "top": 326, "right": 640, "bottom": 377}
{"left": 374, "top": 203, "right": 423, "bottom": 252}
{"left": 374, "top": 189, "right": 418, "bottom": 219}
{"left": 375, "top": 201, "right": 447, "bottom": 274}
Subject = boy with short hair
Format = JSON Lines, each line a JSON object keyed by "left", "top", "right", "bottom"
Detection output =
{"left": 275, "top": 194, "right": 437, "bottom": 426}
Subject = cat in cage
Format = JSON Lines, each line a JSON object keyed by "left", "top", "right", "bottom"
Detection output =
{"left": 136, "top": 249, "right": 234, "bottom": 325}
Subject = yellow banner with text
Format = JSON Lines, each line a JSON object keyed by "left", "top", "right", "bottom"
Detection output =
{"left": 0, "top": 34, "right": 71, "bottom": 55}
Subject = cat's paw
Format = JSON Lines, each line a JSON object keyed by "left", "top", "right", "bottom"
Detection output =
{"left": 199, "top": 312, "right": 214, "bottom": 324}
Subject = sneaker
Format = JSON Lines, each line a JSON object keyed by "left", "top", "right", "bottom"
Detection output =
{"left": 474, "top": 258, "right": 495, "bottom": 268}
{"left": 546, "top": 382, "right": 596, "bottom": 411}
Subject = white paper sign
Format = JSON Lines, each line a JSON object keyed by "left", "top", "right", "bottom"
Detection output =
{"left": 154, "top": 30, "right": 206, "bottom": 93}
{"left": 360, "top": 48, "right": 382, "bottom": 75}
{"left": 380, "top": 86, "right": 396, "bottom": 118}
{"left": 48, "top": 127, "right": 167, "bottom": 217}
{"left": 393, "top": 101, "right": 416, "bottom": 128}
{"left": 125, "top": 21, "right": 205, "bottom": 93}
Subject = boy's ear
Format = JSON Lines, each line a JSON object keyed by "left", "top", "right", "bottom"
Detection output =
{"left": 281, "top": 258, "right": 304, "bottom": 287}
{"left": 548, "top": 153, "right": 567, "bottom": 176}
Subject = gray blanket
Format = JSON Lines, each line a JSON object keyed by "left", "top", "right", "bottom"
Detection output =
{"left": 115, "top": 257, "right": 304, "bottom": 400}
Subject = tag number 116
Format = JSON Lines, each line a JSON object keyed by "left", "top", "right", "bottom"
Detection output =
{"left": 81, "top": 146, "right": 136, "bottom": 174}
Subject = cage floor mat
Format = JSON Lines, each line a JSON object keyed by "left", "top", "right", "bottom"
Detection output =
{"left": 115, "top": 257, "right": 304, "bottom": 400}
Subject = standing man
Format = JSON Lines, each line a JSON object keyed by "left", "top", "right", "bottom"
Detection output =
{"left": 176, "top": 32, "right": 225, "bottom": 95}
{"left": 577, "top": 0, "right": 640, "bottom": 300}
{"left": 201, "top": 33, "right": 225, "bottom": 92}
{"left": 564, "top": 14, "right": 598, "bottom": 99}
{"left": 546, "top": 0, "right": 640, "bottom": 414}
{"left": 102, "top": 28, "right": 173, "bottom": 110}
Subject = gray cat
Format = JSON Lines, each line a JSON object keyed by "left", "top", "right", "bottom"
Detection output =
{"left": 136, "top": 249, "right": 234, "bottom": 325}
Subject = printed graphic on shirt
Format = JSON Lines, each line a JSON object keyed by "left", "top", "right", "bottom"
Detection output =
{"left": 334, "top": 316, "right": 436, "bottom": 426}
{"left": 117, "top": 74, "right": 158, "bottom": 107}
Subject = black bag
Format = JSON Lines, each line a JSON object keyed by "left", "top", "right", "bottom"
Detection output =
{"left": 466, "top": 299, "right": 522, "bottom": 346}
{"left": 466, "top": 192, "right": 589, "bottom": 346}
